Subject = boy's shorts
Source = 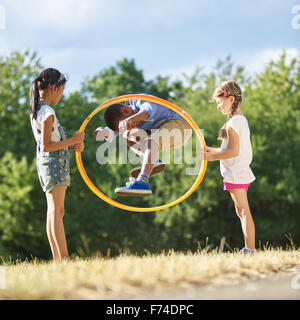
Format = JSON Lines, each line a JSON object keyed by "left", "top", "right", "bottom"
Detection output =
{"left": 152, "top": 119, "right": 192, "bottom": 151}
{"left": 126, "top": 120, "right": 192, "bottom": 151}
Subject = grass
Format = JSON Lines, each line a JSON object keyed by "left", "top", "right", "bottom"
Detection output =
{"left": 1, "top": 247, "right": 300, "bottom": 299}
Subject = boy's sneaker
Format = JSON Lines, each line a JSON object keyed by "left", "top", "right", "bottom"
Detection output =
{"left": 239, "top": 247, "right": 257, "bottom": 254}
{"left": 115, "top": 178, "right": 152, "bottom": 197}
{"left": 130, "top": 159, "right": 166, "bottom": 179}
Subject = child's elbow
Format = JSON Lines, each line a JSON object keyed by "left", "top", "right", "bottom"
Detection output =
{"left": 232, "top": 148, "right": 239, "bottom": 157}
{"left": 41, "top": 144, "right": 49, "bottom": 152}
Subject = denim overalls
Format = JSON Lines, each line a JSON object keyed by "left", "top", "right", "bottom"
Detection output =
{"left": 34, "top": 105, "right": 70, "bottom": 193}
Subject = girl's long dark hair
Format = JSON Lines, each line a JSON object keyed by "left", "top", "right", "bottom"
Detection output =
{"left": 30, "top": 68, "right": 67, "bottom": 120}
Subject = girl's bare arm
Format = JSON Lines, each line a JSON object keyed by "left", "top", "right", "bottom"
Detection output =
{"left": 204, "top": 128, "right": 239, "bottom": 161}
{"left": 41, "top": 115, "right": 84, "bottom": 152}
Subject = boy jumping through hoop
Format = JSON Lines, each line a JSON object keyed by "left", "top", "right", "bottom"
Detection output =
{"left": 94, "top": 95, "right": 192, "bottom": 196}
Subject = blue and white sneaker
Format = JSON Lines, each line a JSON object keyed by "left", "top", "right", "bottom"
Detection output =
{"left": 130, "top": 159, "right": 166, "bottom": 179}
{"left": 239, "top": 247, "right": 257, "bottom": 254}
{"left": 115, "top": 178, "right": 152, "bottom": 197}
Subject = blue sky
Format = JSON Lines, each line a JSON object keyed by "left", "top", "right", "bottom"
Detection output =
{"left": 0, "top": 0, "right": 299, "bottom": 94}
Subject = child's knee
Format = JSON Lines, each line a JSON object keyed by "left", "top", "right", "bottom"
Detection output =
{"left": 58, "top": 206, "right": 65, "bottom": 218}
{"left": 235, "top": 206, "right": 250, "bottom": 218}
{"left": 235, "top": 207, "right": 243, "bottom": 218}
{"left": 48, "top": 206, "right": 65, "bottom": 218}
{"left": 124, "top": 128, "right": 147, "bottom": 143}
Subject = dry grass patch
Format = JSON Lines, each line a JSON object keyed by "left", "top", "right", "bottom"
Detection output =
{"left": 1, "top": 249, "right": 300, "bottom": 299}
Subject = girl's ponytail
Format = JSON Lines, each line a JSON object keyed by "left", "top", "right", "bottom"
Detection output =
{"left": 211, "top": 80, "right": 243, "bottom": 140}
{"left": 29, "top": 68, "right": 67, "bottom": 120}
{"left": 30, "top": 79, "right": 40, "bottom": 120}
{"left": 229, "top": 95, "right": 242, "bottom": 118}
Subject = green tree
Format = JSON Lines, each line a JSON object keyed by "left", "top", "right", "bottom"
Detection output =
{"left": 82, "top": 57, "right": 174, "bottom": 103}
{"left": 0, "top": 51, "right": 42, "bottom": 160}
{"left": 244, "top": 53, "right": 300, "bottom": 244}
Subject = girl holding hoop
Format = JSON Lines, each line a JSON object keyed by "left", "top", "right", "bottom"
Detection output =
{"left": 203, "top": 80, "right": 256, "bottom": 254}
{"left": 30, "top": 68, "right": 84, "bottom": 261}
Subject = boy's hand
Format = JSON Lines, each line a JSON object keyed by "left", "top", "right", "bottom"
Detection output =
{"left": 94, "top": 127, "right": 110, "bottom": 139}
{"left": 118, "top": 111, "right": 148, "bottom": 133}
{"left": 118, "top": 119, "right": 133, "bottom": 133}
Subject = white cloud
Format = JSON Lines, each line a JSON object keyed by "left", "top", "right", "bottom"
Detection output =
{"left": 4, "top": 0, "right": 208, "bottom": 35}
{"left": 146, "top": 48, "right": 300, "bottom": 85}
{"left": 135, "top": 0, "right": 214, "bottom": 29}
{"left": 7, "top": 0, "right": 109, "bottom": 30}
{"left": 245, "top": 48, "right": 299, "bottom": 73}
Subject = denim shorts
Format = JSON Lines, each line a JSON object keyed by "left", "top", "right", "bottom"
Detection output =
{"left": 34, "top": 119, "right": 70, "bottom": 193}
{"left": 36, "top": 149, "right": 70, "bottom": 193}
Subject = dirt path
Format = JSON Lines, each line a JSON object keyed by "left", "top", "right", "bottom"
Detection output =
{"left": 116, "top": 266, "right": 300, "bottom": 300}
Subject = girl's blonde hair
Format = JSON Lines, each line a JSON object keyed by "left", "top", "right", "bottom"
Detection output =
{"left": 211, "top": 80, "right": 243, "bottom": 140}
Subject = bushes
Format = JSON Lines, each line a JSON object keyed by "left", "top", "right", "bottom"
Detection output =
{"left": 0, "top": 153, "right": 48, "bottom": 258}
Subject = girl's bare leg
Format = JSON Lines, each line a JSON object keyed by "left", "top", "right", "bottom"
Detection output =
{"left": 45, "top": 195, "right": 60, "bottom": 261}
{"left": 229, "top": 188, "right": 255, "bottom": 250}
{"left": 46, "top": 185, "right": 69, "bottom": 261}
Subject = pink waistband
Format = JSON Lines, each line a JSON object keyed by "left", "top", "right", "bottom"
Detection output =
{"left": 224, "top": 182, "right": 250, "bottom": 191}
